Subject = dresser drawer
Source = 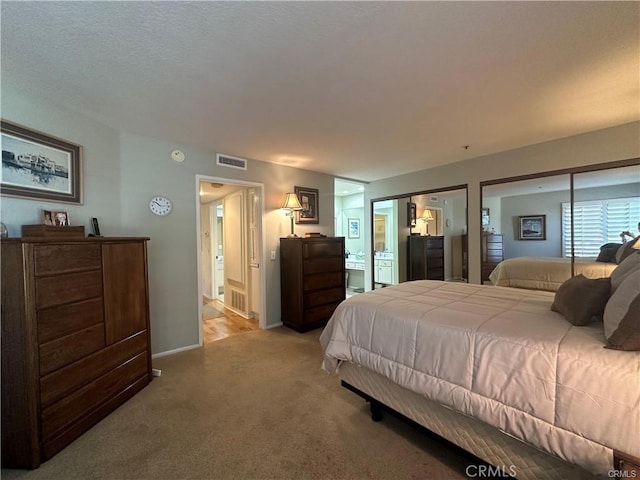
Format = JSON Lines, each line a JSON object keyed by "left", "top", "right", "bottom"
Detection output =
{"left": 304, "top": 287, "right": 344, "bottom": 308}
{"left": 34, "top": 244, "right": 102, "bottom": 276}
{"left": 303, "top": 271, "right": 343, "bottom": 291}
{"left": 40, "top": 331, "right": 148, "bottom": 408}
{"left": 303, "top": 241, "right": 343, "bottom": 258}
{"left": 304, "top": 257, "right": 343, "bottom": 275}
{"left": 38, "top": 298, "right": 104, "bottom": 344}
{"left": 304, "top": 302, "right": 341, "bottom": 326}
{"left": 39, "top": 323, "right": 105, "bottom": 376}
{"left": 41, "top": 352, "right": 148, "bottom": 441}
{"left": 36, "top": 271, "right": 103, "bottom": 309}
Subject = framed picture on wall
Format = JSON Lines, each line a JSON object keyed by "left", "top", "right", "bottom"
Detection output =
{"left": 407, "top": 202, "right": 417, "bottom": 227}
{"left": 1, "top": 119, "right": 83, "bottom": 204}
{"left": 518, "top": 215, "right": 546, "bottom": 240}
{"left": 294, "top": 186, "right": 319, "bottom": 224}
{"left": 348, "top": 218, "right": 360, "bottom": 238}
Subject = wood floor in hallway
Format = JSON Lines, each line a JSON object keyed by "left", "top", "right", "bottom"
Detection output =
{"left": 202, "top": 299, "right": 259, "bottom": 343}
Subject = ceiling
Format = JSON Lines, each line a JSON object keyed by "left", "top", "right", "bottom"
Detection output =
{"left": 1, "top": 2, "right": 638, "bottom": 183}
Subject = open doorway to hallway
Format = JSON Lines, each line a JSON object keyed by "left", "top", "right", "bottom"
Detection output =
{"left": 197, "top": 176, "right": 266, "bottom": 344}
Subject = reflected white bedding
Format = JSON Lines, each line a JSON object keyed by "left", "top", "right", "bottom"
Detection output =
{"left": 488, "top": 257, "right": 617, "bottom": 291}
{"left": 320, "top": 280, "right": 640, "bottom": 475}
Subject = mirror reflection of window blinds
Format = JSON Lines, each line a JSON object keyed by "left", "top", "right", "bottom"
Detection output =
{"left": 562, "top": 197, "right": 640, "bottom": 257}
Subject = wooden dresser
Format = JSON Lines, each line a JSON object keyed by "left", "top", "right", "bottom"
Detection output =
{"left": 481, "top": 233, "right": 504, "bottom": 282}
{"left": 280, "top": 237, "right": 345, "bottom": 332}
{"left": 1, "top": 237, "right": 151, "bottom": 469}
{"left": 407, "top": 235, "right": 445, "bottom": 281}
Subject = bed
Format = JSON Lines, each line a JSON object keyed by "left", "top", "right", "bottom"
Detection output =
{"left": 488, "top": 257, "right": 617, "bottom": 292}
{"left": 320, "top": 277, "right": 640, "bottom": 479}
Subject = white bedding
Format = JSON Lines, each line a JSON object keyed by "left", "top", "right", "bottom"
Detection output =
{"left": 320, "top": 281, "right": 640, "bottom": 475}
{"left": 488, "top": 257, "right": 617, "bottom": 291}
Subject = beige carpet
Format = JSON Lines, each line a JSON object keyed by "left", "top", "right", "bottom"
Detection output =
{"left": 202, "top": 302, "right": 224, "bottom": 320}
{"left": 2, "top": 327, "right": 479, "bottom": 480}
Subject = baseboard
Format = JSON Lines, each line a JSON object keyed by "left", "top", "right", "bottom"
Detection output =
{"left": 152, "top": 343, "right": 200, "bottom": 359}
{"left": 265, "top": 322, "right": 283, "bottom": 329}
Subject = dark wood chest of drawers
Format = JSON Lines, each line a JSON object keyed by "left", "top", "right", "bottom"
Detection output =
{"left": 280, "top": 237, "right": 345, "bottom": 332}
{"left": 1, "top": 237, "right": 151, "bottom": 469}
{"left": 482, "top": 234, "right": 504, "bottom": 282}
{"left": 407, "top": 235, "right": 445, "bottom": 281}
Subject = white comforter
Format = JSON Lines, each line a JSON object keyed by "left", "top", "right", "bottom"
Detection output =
{"left": 488, "top": 256, "right": 618, "bottom": 291}
{"left": 320, "top": 281, "right": 640, "bottom": 475}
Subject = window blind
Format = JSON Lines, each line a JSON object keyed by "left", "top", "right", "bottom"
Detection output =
{"left": 562, "top": 197, "right": 640, "bottom": 257}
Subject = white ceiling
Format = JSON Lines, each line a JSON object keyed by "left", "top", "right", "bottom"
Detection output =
{"left": 1, "top": 2, "right": 638, "bottom": 182}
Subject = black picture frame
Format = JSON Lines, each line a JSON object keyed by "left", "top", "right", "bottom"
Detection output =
{"left": 1, "top": 119, "right": 83, "bottom": 204}
{"left": 518, "top": 215, "right": 546, "bottom": 240}
{"left": 294, "top": 186, "right": 319, "bottom": 224}
{"left": 408, "top": 202, "right": 417, "bottom": 227}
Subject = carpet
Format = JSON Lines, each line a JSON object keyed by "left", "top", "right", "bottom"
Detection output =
{"left": 1, "top": 328, "right": 479, "bottom": 480}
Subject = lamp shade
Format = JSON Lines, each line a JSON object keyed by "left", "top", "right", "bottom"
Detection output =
{"left": 282, "top": 193, "right": 303, "bottom": 210}
{"left": 419, "top": 209, "right": 434, "bottom": 221}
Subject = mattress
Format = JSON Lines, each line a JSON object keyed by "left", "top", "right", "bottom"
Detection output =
{"left": 488, "top": 257, "right": 617, "bottom": 291}
{"left": 320, "top": 280, "right": 640, "bottom": 476}
{"left": 339, "top": 362, "right": 598, "bottom": 480}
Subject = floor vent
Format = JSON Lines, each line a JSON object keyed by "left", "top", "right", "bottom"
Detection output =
{"left": 216, "top": 153, "right": 248, "bottom": 170}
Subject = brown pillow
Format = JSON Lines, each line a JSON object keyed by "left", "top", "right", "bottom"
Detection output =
{"left": 551, "top": 275, "right": 611, "bottom": 326}
{"left": 604, "top": 269, "right": 640, "bottom": 351}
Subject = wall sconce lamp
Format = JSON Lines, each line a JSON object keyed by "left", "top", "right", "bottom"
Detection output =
{"left": 281, "top": 192, "right": 303, "bottom": 237}
{"left": 419, "top": 209, "right": 434, "bottom": 236}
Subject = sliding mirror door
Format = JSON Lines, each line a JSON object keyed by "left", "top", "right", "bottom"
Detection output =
{"left": 372, "top": 187, "right": 468, "bottom": 289}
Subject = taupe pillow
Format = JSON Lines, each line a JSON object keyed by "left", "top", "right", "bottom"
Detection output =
{"left": 610, "top": 251, "right": 640, "bottom": 293}
{"left": 604, "top": 269, "right": 640, "bottom": 351}
{"left": 615, "top": 236, "right": 640, "bottom": 264}
{"left": 551, "top": 275, "right": 611, "bottom": 326}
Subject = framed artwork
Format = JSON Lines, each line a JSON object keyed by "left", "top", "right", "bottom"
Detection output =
{"left": 1, "top": 119, "right": 83, "bottom": 204}
{"left": 407, "top": 202, "right": 417, "bottom": 227}
{"left": 348, "top": 218, "right": 360, "bottom": 238}
{"left": 42, "top": 209, "right": 70, "bottom": 226}
{"left": 482, "top": 208, "right": 490, "bottom": 226}
{"left": 294, "top": 186, "right": 319, "bottom": 224}
{"left": 518, "top": 215, "right": 546, "bottom": 240}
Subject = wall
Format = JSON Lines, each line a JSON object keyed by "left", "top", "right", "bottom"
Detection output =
{"left": 365, "top": 121, "right": 640, "bottom": 286}
{"left": 500, "top": 182, "right": 640, "bottom": 258}
{"left": 1, "top": 84, "right": 336, "bottom": 355}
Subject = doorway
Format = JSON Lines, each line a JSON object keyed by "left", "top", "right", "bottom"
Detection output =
{"left": 196, "top": 175, "right": 266, "bottom": 345}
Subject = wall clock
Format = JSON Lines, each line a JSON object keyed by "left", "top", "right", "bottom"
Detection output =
{"left": 149, "top": 196, "right": 173, "bottom": 216}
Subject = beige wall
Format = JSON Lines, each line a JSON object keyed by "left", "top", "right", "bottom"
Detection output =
{"left": 1, "top": 85, "right": 336, "bottom": 355}
{"left": 366, "top": 122, "right": 640, "bottom": 286}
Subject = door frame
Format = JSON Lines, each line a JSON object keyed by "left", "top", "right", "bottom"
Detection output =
{"left": 195, "top": 175, "right": 267, "bottom": 346}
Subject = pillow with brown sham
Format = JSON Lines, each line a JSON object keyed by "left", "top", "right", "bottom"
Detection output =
{"left": 604, "top": 269, "right": 640, "bottom": 351}
{"left": 596, "top": 243, "right": 622, "bottom": 263}
{"left": 551, "top": 275, "right": 611, "bottom": 326}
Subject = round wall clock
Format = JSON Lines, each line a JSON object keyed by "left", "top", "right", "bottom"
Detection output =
{"left": 149, "top": 196, "right": 173, "bottom": 216}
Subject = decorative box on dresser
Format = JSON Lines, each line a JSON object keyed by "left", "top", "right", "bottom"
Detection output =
{"left": 280, "top": 236, "right": 345, "bottom": 332}
{"left": 481, "top": 233, "right": 504, "bottom": 282}
{"left": 407, "top": 235, "right": 445, "bottom": 281}
{"left": 1, "top": 236, "right": 152, "bottom": 469}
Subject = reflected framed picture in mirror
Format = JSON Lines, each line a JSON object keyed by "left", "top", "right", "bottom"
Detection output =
{"left": 518, "top": 215, "right": 546, "bottom": 240}
{"left": 407, "top": 202, "right": 417, "bottom": 227}
{"left": 482, "top": 208, "right": 490, "bottom": 226}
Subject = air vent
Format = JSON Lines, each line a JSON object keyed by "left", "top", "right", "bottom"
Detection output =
{"left": 216, "top": 153, "right": 247, "bottom": 170}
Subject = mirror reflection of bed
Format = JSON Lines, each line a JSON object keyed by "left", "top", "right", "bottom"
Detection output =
{"left": 482, "top": 164, "right": 640, "bottom": 291}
